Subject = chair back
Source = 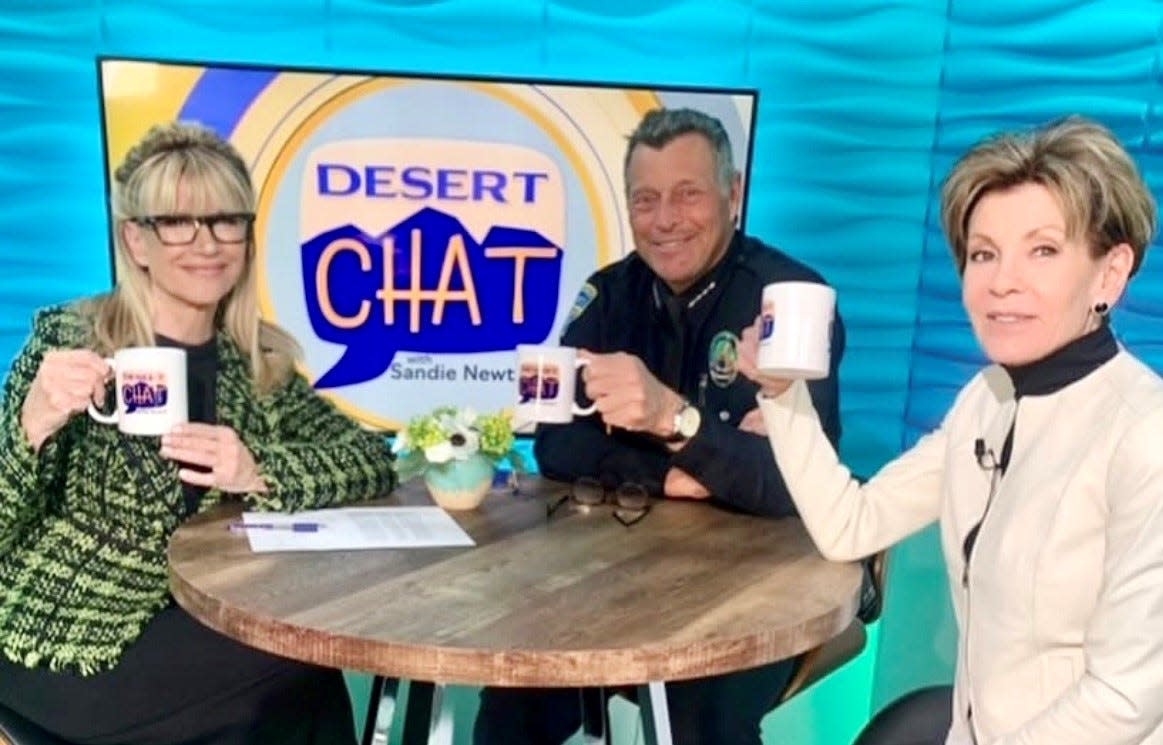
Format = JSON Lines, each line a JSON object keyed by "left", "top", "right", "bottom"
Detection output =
{"left": 857, "top": 550, "right": 889, "bottom": 623}
{"left": 851, "top": 685, "right": 953, "bottom": 745}
{"left": 0, "top": 705, "right": 72, "bottom": 745}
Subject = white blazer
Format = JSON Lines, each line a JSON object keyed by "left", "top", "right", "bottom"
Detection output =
{"left": 758, "top": 351, "right": 1163, "bottom": 744}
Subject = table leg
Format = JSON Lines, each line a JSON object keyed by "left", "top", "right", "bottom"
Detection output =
{"left": 580, "top": 687, "right": 608, "bottom": 744}
{"left": 636, "top": 681, "right": 674, "bottom": 745}
{"left": 397, "top": 681, "right": 435, "bottom": 745}
{"left": 426, "top": 684, "right": 453, "bottom": 745}
{"left": 361, "top": 676, "right": 398, "bottom": 745}
{"left": 392, "top": 681, "right": 454, "bottom": 745}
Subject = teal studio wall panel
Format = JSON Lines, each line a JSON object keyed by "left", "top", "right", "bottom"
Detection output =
{"left": 329, "top": 0, "right": 546, "bottom": 73}
{"left": 3, "top": 2, "right": 1163, "bottom": 744}
{"left": 747, "top": 1, "right": 948, "bottom": 481}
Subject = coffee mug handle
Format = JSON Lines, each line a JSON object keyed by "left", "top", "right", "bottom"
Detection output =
{"left": 87, "top": 357, "right": 118, "bottom": 425}
{"left": 572, "top": 357, "right": 597, "bottom": 416}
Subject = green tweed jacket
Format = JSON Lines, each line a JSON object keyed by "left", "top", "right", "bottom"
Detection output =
{"left": 0, "top": 303, "right": 397, "bottom": 674}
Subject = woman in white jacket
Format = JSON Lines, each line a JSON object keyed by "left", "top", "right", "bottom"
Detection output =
{"left": 740, "top": 117, "right": 1163, "bottom": 745}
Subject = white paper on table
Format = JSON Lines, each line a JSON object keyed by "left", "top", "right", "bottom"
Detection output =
{"left": 236, "top": 507, "right": 476, "bottom": 552}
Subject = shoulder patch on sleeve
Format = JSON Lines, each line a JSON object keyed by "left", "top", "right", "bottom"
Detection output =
{"left": 566, "top": 282, "right": 598, "bottom": 326}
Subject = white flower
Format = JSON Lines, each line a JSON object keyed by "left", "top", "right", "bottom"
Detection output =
{"left": 456, "top": 407, "right": 478, "bottom": 429}
{"left": 424, "top": 441, "right": 454, "bottom": 464}
{"left": 448, "top": 427, "right": 481, "bottom": 460}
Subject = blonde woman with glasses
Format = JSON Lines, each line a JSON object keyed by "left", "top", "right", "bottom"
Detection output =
{"left": 0, "top": 122, "right": 396, "bottom": 744}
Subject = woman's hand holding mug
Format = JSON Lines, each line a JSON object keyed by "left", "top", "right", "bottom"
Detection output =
{"left": 160, "top": 423, "right": 268, "bottom": 494}
{"left": 739, "top": 316, "right": 794, "bottom": 398}
{"left": 21, "top": 349, "right": 111, "bottom": 451}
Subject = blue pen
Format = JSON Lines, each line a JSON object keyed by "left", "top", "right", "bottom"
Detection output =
{"left": 228, "top": 521, "right": 324, "bottom": 533}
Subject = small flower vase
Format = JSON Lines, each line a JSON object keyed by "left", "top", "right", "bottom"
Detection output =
{"left": 423, "top": 453, "right": 495, "bottom": 511}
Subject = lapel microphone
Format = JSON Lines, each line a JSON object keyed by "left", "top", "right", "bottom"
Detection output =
{"left": 965, "top": 437, "right": 1004, "bottom": 581}
{"left": 974, "top": 438, "right": 1000, "bottom": 471}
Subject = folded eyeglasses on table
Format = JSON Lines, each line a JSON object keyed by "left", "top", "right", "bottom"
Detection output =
{"left": 546, "top": 477, "right": 652, "bottom": 527}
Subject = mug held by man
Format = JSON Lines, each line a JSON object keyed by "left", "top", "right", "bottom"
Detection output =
{"left": 519, "top": 361, "right": 562, "bottom": 403}
{"left": 88, "top": 346, "right": 189, "bottom": 436}
{"left": 514, "top": 344, "right": 595, "bottom": 427}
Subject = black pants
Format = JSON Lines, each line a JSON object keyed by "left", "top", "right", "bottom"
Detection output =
{"left": 473, "top": 659, "right": 793, "bottom": 745}
{"left": 0, "top": 604, "right": 356, "bottom": 745}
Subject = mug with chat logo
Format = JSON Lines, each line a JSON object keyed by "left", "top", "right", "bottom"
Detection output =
{"left": 757, "top": 281, "right": 836, "bottom": 380}
{"left": 87, "top": 347, "right": 189, "bottom": 436}
{"left": 514, "top": 345, "right": 596, "bottom": 429}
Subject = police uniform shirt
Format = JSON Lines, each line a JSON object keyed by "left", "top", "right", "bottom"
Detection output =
{"left": 534, "top": 231, "right": 844, "bottom": 517}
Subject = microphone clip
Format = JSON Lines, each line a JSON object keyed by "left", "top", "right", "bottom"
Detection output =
{"left": 974, "top": 438, "right": 1000, "bottom": 471}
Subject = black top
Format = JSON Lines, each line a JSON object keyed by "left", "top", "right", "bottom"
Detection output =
{"left": 1003, "top": 323, "right": 1119, "bottom": 400}
{"left": 999, "top": 323, "right": 1118, "bottom": 472}
{"left": 156, "top": 333, "right": 219, "bottom": 515}
{"left": 534, "top": 231, "right": 845, "bottom": 517}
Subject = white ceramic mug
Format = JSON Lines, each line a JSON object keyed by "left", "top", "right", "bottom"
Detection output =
{"left": 757, "top": 281, "right": 836, "bottom": 380}
{"left": 514, "top": 345, "right": 597, "bottom": 426}
{"left": 87, "top": 347, "right": 189, "bottom": 436}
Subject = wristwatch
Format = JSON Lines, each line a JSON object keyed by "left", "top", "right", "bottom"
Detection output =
{"left": 665, "top": 400, "right": 701, "bottom": 443}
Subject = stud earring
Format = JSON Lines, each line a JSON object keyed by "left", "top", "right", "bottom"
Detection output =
{"left": 1093, "top": 301, "right": 1110, "bottom": 317}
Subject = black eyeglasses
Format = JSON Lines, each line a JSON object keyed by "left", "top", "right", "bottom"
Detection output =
{"left": 132, "top": 213, "right": 254, "bottom": 246}
{"left": 547, "top": 477, "right": 652, "bottom": 527}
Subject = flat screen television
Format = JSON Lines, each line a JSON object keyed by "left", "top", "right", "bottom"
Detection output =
{"left": 99, "top": 57, "right": 757, "bottom": 429}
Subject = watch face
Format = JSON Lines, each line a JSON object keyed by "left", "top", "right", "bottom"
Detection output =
{"left": 678, "top": 405, "right": 701, "bottom": 437}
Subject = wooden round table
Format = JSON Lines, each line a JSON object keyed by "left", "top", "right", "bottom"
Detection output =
{"left": 168, "top": 477, "right": 862, "bottom": 744}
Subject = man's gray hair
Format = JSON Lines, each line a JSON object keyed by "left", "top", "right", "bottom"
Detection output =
{"left": 623, "top": 108, "right": 737, "bottom": 195}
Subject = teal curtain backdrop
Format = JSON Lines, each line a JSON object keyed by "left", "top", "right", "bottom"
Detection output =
{"left": 2, "top": 2, "right": 1161, "bottom": 744}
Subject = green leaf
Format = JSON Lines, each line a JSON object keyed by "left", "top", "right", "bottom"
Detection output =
{"left": 395, "top": 452, "right": 429, "bottom": 483}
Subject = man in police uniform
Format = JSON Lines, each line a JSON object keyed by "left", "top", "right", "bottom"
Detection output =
{"left": 473, "top": 108, "right": 844, "bottom": 745}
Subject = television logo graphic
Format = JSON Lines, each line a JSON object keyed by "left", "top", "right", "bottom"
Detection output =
{"left": 122, "top": 372, "right": 169, "bottom": 414}
{"left": 298, "top": 138, "right": 565, "bottom": 390}
{"left": 517, "top": 361, "right": 562, "bottom": 403}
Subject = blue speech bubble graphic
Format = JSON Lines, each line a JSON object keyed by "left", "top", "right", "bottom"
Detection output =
{"left": 123, "top": 381, "right": 169, "bottom": 414}
{"left": 760, "top": 313, "right": 775, "bottom": 340}
{"left": 302, "top": 206, "right": 563, "bottom": 389}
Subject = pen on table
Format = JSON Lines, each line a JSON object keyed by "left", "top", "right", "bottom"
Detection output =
{"left": 228, "top": 521, "right": 324, "bottom": 533}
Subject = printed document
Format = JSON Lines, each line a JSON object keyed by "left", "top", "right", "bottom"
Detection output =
{"left": 236, "top": 507, "right": 475, "bottom": 552}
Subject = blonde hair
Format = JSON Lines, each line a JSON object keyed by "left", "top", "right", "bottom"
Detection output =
{"left": 87, "top": 121, "right": 299, "bottom": 393}
{"left": 940, "top": 116, "right": 1156, "bottom": 277}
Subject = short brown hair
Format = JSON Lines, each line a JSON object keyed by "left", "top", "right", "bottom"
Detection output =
{"left": 940, "top": 116, "right": 1156, "bottom": 277}
{"left": 623, "top": 108, "right": 737, "bottom": 197}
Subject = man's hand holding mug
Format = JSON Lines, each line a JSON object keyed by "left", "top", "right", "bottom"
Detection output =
{"left": 578, "top": 350, "right": 682, "bottom": 437}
